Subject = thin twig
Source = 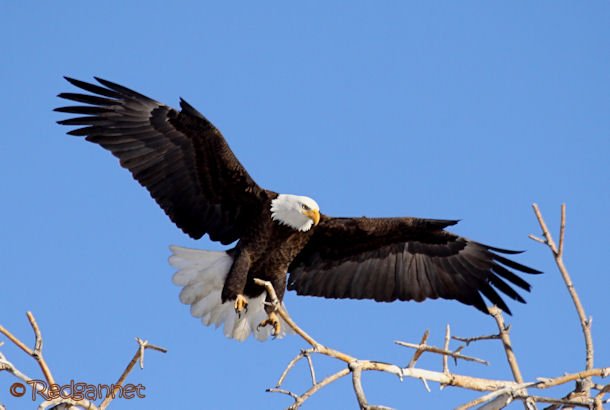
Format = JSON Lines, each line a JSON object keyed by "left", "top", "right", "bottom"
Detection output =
{"left": 254, "top": 278, "right": 355, "bottom": 363}
{"left": 28, "top": 313, "right": 43, "bottom": 354}
{"left": 304, "top": 350, "right": 317, "bottom": 386}
{"left": 456, "top": 382, "right": 535, "bottom": 410}
{"left": 488, "top": 307, "right": 523, "bottom": 384}
{"left": 283, "top": 368, "right": 352, "bottom": 409}
{"left": 0, "top": 352, "right": 35, "bottom": 385}
{"left": 478, "top": 393, "right": 514, "bottom": 410}
{"left": 593, "top": 383, "right": 610, "bottom": 409}
{"left": 531, "top": 204, "right": 558, "bottom": 252}
{"left": 27, "top": 312, "right": 55, "bottom": 386}
{"left": 535, "top": 368, "right": 610, "bottom": 389}
{"left": 419, "top": 376, "right": 431, "bottom": 392}
{"left": 99, "top": 338, "right": 167, "bottom": 410}
{"left": 558, "top": 204, "right": 566, "bottom": 256}
{"left": 350, "top": 362, "right": 395, "bottom": 410}
{"left": 0, "top": 312, "right": 55, "bottom": 386}
{"left": 443, "top": 324, "right": 450, "bottom": 374}
{"left": 488, "top": 306, "right": 535, "bottom": 409}
{"left": 407, "top": 329, "right": 430, "bottom": 368}
{"left": 266, "top": 387, "right": 300, "bottom": 400}
{"left": 453, "top": 332, "right": 503, "bottom": 346}
{"left": 276, "top": 349, "right": 315, "bottom": 388}
{"left": 351, "top": 363, "right": 369, "bottom": 409}
{"left": 516, "top": 394, "right": 591, "bottom": 408}
{"left": 39, "top": 397, "right": 98, "bottom": 410}
{"left": 528, "top": 234, "right": 546, "bottom": 244}
{"left": 0, "top": 326, "right": 34, "bottom": 357}
{"left": 277, "top": 351, "right": 306, "bottom": 387}
{"left": 396, "top": 341, "right": 488, "bottom": 366}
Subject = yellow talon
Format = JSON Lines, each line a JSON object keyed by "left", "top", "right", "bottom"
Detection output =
{"left": 258, "top": 311, "right": 281, "bottom": 337}
{"left": 234, "top": 294, "right": 248, "bottom": 316}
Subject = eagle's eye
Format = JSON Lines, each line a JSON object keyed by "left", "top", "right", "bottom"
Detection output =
{"left": 301, "top": 203, "right": 310, "bottom": 211}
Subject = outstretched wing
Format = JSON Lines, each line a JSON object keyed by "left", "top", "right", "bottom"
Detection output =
{"left": 288, "top": 216, "right": 541, "bottom": 314}
{"left": 55, "top": 77, "right": 270, "bottom": 244}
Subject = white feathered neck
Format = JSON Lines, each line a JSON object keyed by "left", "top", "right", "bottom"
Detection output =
{"left": 271, "top": 194, "right": 320, "bottom": 232}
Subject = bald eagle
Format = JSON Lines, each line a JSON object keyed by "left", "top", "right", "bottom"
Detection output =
{"left": 56, "top": 77, "right": 540, "bottom": 341}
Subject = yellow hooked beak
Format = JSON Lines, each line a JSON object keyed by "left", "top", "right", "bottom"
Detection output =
{"left": 304, "top": 209, "right": 320, "bottom": 226}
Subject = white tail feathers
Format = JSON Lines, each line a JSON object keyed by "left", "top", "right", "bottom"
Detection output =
{"left": 169, "top": 245, "right": 292, "bottom": 342}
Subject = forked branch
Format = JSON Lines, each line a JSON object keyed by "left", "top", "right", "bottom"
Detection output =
{"left": 530, "top": 204, "right": 594, "bottom": 388}
{"left": 0, "top": 313, "right": 166, "bottom": 410}
{"left": 98, "top": 338, "right": 167, "bottom": 410}
{"left": 0, "top": 311, "right": 55, "bottom": 386}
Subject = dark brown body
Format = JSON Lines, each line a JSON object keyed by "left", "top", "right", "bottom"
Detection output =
{"left": 222, "top": 195, "right": 314, "bottom": 307}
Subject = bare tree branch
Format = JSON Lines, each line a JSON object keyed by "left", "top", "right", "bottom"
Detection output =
{"left": 518, "top": 394, "right": 591, "bottom": 408}
{"left": 456, "top": 382, "right": 535, "bottom": 410}
{"left": 453, "top": 332, "right": 503, "bottom": 346}
{"left": 1, "top": 314, "right": 165, "bottom": 410}
{"left": 530, "top": 204, "right": 594, "bottom": 388}
{"left": 350, "top": 364, "right": 369, "bottom": 409}
{"left": 0, "top": 315, "right": 98, "bottom": 410}
{"left": 271, "top": 368, "right": 352, "bottom": 409}
{"left": 0, "top": 312, "right": 55, "bottom": 386}
{"left": 294, "top": 368, "right": 350, "bottom": 407}
{"left": 395, "top": 340, "right": 488, "bottom": 365}
{"left": 99, "top": 338, "right": 167, "bottom": 410}
{"left": 443, "top": 324, "right": 451, "bottom": 375}
{"left": 266, "top": 387, "right": 300, "bottom": 401}
{"left": 536, "top": 368, "right": 610, "bottom": 389}
{"left": 487, "top": 306, "right": 525, "bottom": 385}
{"left": 255, "top": 276, "right": 609, "bottom": 409}
{"left": 407, "top": 329, "right": 429, "bottom": 368}
{"left": 0, "top": 352, "right": 33, "bottom": 384}
{"left": 593, "top": 383, "right": 610, "bottom": 409}
{"left": 39, "top": 397, "right": 97, "bottom": 410}
{"left": 276, "top": 349, "right": 317, "bottom": 388}
{"left": 349, "top": 362, "right": 395, "bottom": 410}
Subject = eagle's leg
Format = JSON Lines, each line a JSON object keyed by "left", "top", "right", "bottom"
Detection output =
{"left": 221, "top": 248, "right": 251, "bottom": 317}
{"left": 234, "top": 294, "right": 248, "bottom": 316}
{"left": 258, "top": 311, "right": 281, "bottom": 336}
{"left": 257, "top": 276, "right": 286, "bottom": 337}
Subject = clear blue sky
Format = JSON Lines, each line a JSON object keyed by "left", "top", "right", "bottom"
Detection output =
{"left": 1, "top": 2, "right": 609, "bottom": 409}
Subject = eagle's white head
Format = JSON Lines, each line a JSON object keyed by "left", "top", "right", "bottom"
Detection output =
{"left": 271, "top": 194, "right": 321, "bottom": 232}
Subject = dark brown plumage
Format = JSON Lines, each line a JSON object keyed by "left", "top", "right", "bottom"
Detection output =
{"left": 56, "top": 77, "right": 540, "bottom": 340}
{"left": 289, "top": 216, "right": 539, "bottom": 314}
{"left": 56, "top": 77, "right": 268, "bottom": 244}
